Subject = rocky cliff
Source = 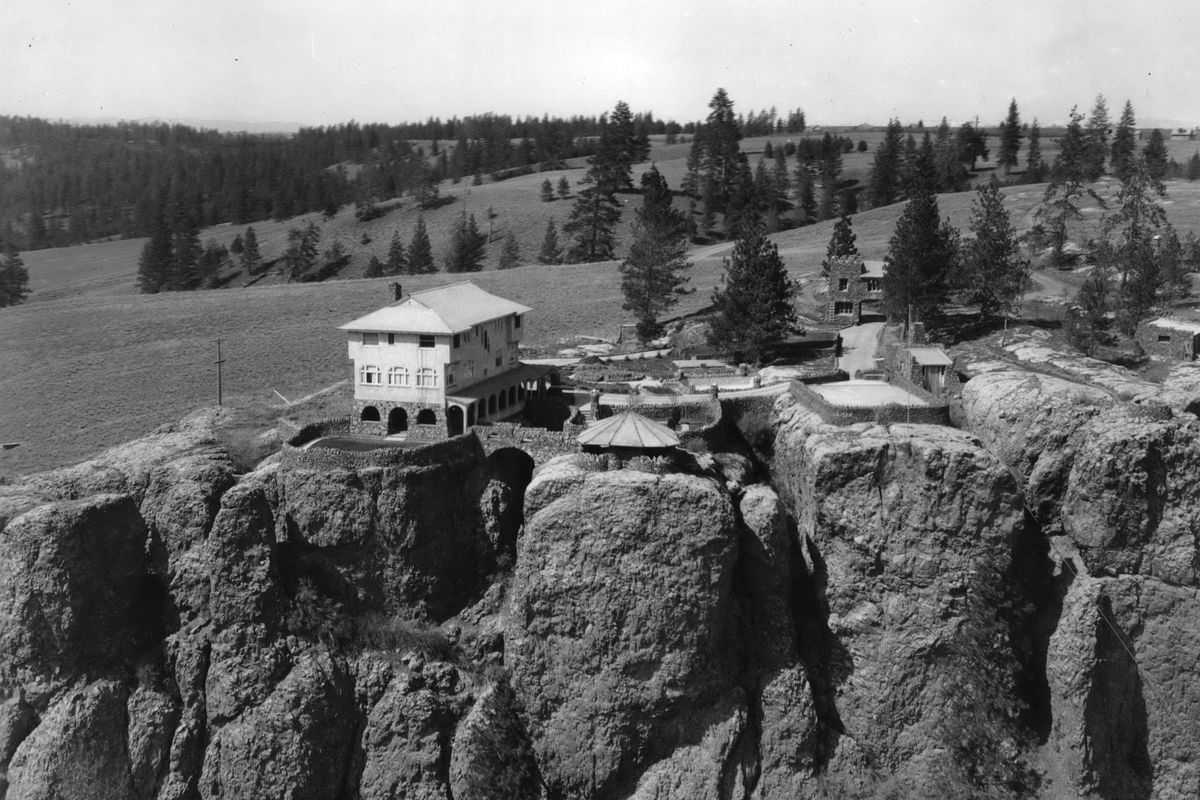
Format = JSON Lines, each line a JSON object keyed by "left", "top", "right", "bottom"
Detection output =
{"left": 1, "top": 374, "right": 1198, "bottom": 799}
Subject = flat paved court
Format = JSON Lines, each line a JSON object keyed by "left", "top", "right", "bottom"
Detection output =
{"left": 811, "top": 380, "right": 930, "bottom": 408}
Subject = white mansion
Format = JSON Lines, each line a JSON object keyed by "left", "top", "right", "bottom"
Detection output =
{"left": 340, "top": 282, "right": 554, "bottom": 436}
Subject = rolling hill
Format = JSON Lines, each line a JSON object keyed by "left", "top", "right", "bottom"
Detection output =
{"left": 5, "top": 131, "right": 1200, "bottom": 477}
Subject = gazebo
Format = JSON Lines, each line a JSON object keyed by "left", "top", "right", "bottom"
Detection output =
{"left": 576, "top": 409, "right": 680, "bottom": 457}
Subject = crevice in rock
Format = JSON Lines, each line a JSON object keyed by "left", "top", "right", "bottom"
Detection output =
{"left": 1085, "top": 593, "right": 1153, "bottom": 799}
{"left": 784, "top": 517, "right": 847, "bottom": 767}
{"left": 1008, "top": 509, "right": 1068, "bottom": 744}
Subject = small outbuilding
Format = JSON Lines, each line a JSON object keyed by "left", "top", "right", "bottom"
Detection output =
{"left": 576, "top": 409, "right": 680, "bottom": 457}
{"left": 905, "top": 347, "right": 954, "bottom": 394}
{"left": 1136, "top": 317, "right": 1200, "bottom": 361}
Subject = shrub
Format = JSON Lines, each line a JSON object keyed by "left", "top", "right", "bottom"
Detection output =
{"left": 350, "top": 612, "right": 455, "bottom": 661}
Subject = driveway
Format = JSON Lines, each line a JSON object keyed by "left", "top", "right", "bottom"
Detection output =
{"left": 837, "top": 322, "right": 885, "bottom": 377}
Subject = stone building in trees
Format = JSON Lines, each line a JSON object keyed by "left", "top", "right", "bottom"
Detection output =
{"left": 826, "top": 255, "right": 885, "bottom": 326}
{"left": 1135, "top": 317, "right": 1200, "bottom": 361}
{"left": 341, "top": 282, "right": 552, "bottom": 437}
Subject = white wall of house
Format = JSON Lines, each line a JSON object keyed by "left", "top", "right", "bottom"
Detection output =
{"left": 347, "top": 313, "right": 524, "bottom": 405}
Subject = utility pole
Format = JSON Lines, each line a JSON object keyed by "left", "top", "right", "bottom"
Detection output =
{"left": 215, "top": 338, "right": 226, "bottom": 406}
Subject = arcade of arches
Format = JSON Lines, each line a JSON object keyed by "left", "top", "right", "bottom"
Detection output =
{"left": 350, "top": 368, "right": 552, "bottom": 437}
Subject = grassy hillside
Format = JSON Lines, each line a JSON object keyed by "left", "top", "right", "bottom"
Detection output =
{"left": 6, "top": 130, "right": 1200, "bottom": 477}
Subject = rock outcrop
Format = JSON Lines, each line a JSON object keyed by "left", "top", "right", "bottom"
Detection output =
{"left": 2, "top": 380, "right": 1200, "bottom": 799}
{"left": 960, "top": 370, "right": 1112, "bottom": 529}
{"left": 505, "top": 458, "right": 745, "bottom": 798}
{"left": 772, "top": 398, "right": 1027, "bottom": 796}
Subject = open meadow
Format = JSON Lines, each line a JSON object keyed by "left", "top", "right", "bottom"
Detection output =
{"left": 5, "top": 129, "right": 1200, "bottom": 477}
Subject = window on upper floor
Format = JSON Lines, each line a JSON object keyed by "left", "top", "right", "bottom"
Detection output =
{"left": 866, "top": 279, "right": 880, "bottom": 291}
{"left": 453, "top": 334, "right": 461, "bottom": 348}
{"left": 838, "top": 278, "right": 848, "bottom": 291}
{"left": 362, "top": 332, "right": 379, "bottom": 346}
{"left": 387, "top": 367, "right": 409, "bottom": 386}
{"left": 495, "top": 356, "right": 502, "bottom": 368}
{"left": 419, "top": 335, "right": 436, "bottom": 348}
{"left": 360, "top": 365, "right": 382, "bottom": 384}
{"left": 483, "top": 331, "right": 490, "bottom": 351}
{"left": 416, "top": 367, "right": 438, "bottom": 387}
{"left": 387, "top": 333, "right": 396, "bottom": 345}
{"left": 514, "top": 314, "right": 522, "bottom": 329}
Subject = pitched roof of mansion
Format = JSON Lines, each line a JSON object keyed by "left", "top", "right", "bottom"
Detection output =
{"left": 339, "top": 282, "right": 531, "bottom": 335}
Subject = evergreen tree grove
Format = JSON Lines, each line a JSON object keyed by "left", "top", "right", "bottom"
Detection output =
{"left": 0, "top": 239, "right": 30, "bottom": 307}
{"left": 707, "top": 223, "right": 797, "bottom": 362}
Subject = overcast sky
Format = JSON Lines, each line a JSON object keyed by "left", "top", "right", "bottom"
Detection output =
{"left": 3, "top": 0, "right": 1198, "bottom": 130}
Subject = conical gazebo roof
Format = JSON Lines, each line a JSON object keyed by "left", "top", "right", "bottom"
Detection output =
{"left": 576, "top": 409, "right": 680, "bottom": 450}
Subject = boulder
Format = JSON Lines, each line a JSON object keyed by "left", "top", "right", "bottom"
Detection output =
{"left": 505, "top": 460, "right": 741, "bottom": 797}
{"left": 772, "top": 414, "right": 1026, "bottom": 796}
{"left": 448, "top": 682, "right": 539, "bottom": 800}
{"left": 1046, "top": 575, "right": 1200, "bottom": 799}
{"left": 274, "top": 437, "right": 496, "bottom": 621}
{"left": 199, "top": 648, "right": 355, "bottom": 800}
{"left": 5, "top": 681, "right": 136, "bottom": 800}
{"left": 0, "top": 494, "right": 150, "bottom": 686}
{"left": 960, "top": 370, "right": 1112, "bottom": 530}
{"left": 1061, "top": 406, "right": 1200, "bottom": 585}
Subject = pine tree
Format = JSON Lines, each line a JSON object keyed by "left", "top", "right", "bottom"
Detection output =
{"left": 137, "top": 205, "right": 174, "bottom": 293}
{"left": 563, "top": 167, "right": 621, "bottom": 263}
{"left": 826, "top": 214, "right": 858, "bottom": 260}
{"left": 240, "top": 226, "right": 261, "bottom": 275}
{"left": 540, "top": 178, "right": 555, "bottom": 202}
{"left": 959, "top": 181, "right": 1031, "bottom": 319}
{"left": 596, "top": 101, "right": 639, "bottom": 191}
{"left": 934, "top": 117, "right": 968, "bottom": 192}
{"left": 681, "top": 133, "right": 704, "bottom": 196}
{"left": 230, "top": 233, "right": 245, "bottom": 255}
{"left": 1066, "top": 268, "right": 1113, "bottom": 355}
{"left": 283, "top": 221, "right": 320, "bottom": 281}
{"left": 364, "top": 255, "right": 385, "bottom": 278}
{"left": 407, "top": 216, "right": 435, "bottom": 274}
{"left": 444, "top": 211, "right": 487, "bottom": 273}
{"left": 0, "top": 239, "right": 30, "bottom": 307}
{"left": 537, "top": 218, "right": 562, "bottom": 264}
{"left": 1143, "top": 129, "right": 1169, "bottom": 182}
{"left": 557, "top": 175, "right": 571, "bottom": 199}
{"left": 868, "top": 119, "right": 905, "bottom": 207}
{"left": 619, "top": 168, "right": 692, "bottom": 341}
{"left": 1110, "top": 100, "right": 1137, "bottom": 180}
{"left": 1025, "top": 120, "right": 1044, "bottom": 183}
{"left": 818, "top": 132, "right": 844, "bottom": 219}
{"left": 698, "top": 88, "right": 746, "bottom": 215}
{"left": 998, "top": 99, "right": 1022, "bottom": 175}
{"left": 1037, "top": 107, "right": 1096, "bottom": 266}
{"left": 1083, "top": 94, "right": 1111, "bottom": 181}
{"left": 707, "top": 222, "right": 797, "bottom": 362}
{"left": 498, "top": 230, "right": 522, "bottom": 269}
{"left": 882, "top": 184, "right": 960, "bottom": 330}
{"left": 956, "top": 122, "right": 989, "bottom": 172}
{"left": 1099, "top": 156, "right": 1180, "bottom": 332}
{"left": 386, "top": 230, "right": 407, "bottom": 275}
